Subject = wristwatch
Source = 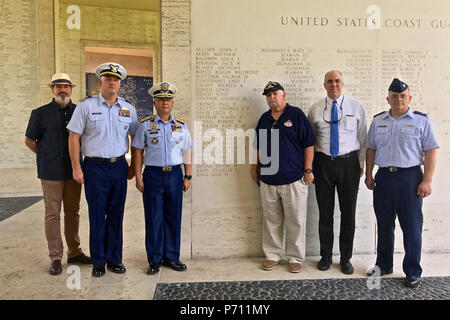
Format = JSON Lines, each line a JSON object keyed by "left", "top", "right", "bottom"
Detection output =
{"left": 304, "top": 169, "right": 313, "bottom": 174}
{"left": 184, "top": 175, "right": 192, "bottom": 180}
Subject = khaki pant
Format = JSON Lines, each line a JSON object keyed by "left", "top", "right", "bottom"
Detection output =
{"left": 41, "top": 179, "right": 82, "bottom": 262}
{"left": 260, "top": 180, "right": 308, "bottom": 264}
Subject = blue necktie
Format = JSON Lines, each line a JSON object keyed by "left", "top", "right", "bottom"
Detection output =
{"left": 330, "top": 100, "right": 339, "bottom": 158}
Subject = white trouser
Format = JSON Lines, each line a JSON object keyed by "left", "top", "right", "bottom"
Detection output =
{"left": 260, "top": 180, "right": 308, "bottom": 264}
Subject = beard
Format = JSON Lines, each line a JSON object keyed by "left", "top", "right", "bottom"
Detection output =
{"left": 54, "top": 93, "right": 71, "bottom": 105}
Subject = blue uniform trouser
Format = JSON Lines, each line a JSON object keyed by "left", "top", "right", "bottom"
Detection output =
{"left": 373, "top": 166, "right": 423, "bottom": 278}
{"left": 83, "top": 158, "right": 128, "bottom": 267}
{"left": 142, "top": 165, "right": 183, "bottom": 264}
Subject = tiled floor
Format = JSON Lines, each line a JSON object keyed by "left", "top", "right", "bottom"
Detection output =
{"left": 1, "top": 193, "right": 449, "bottom": 300}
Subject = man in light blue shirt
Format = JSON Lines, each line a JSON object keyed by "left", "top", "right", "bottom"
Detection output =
{"left": 365, "top": 78, "right": 439, "bottom": 288}
{"left": 68, "top": 62, "right": 138, "bottom": 277}
{"left": 132, "top": 82, "right": 193, "bottom": 275}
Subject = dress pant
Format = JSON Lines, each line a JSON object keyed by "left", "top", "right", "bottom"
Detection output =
{"left": 373, "top": 166, "right": 423, "bottom": 278}
{"left": 313, "top": 151, "right": 360, "bottom": 261}
{"left": 259, "top": 180, "right": 308, "bottom": 264}
{"left": 142, "top": 165, "right": 183, "bottom": 264}
{"left": 83, "top": 158, "right": 128, "bottom": 267}
{"left": 40, "top": 179, "right": 82, "bottom": 262}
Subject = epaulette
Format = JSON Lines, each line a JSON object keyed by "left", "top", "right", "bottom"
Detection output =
{"left": 139, "top": 116, "right": 153, "bottom": 123}
{"left": 413, "top": 111, "right": 428, "bottom": 117}
{"left": 175, "top": 117, "right": 185, "bottom": 124}
{"left": 79, "top": 96, "right": 91, "bottom": 102}
{"left": 373, "top": 111, "right": 385, "bottom": 118}
{"left": 118, "top": 96, "right": 135, "bottom": 106}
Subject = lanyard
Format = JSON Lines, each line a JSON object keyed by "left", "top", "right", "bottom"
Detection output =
{"left": 322, "top": 96, "right": 344, "bottom": 124}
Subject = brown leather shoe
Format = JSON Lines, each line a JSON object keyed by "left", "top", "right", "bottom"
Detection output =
{"left": 289, "top": 262, "right": 302, "bottom": 273}
{"left": 67, "top": 252, "right": 92, "bottom": 264}
{"left": 49, "top": 260, "right": 62, "bottom": 275}
{"left": 262, "top": 260, "right": 278, "bottom": 271}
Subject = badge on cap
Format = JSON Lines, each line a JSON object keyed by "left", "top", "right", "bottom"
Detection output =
{"left": 149, "top": 82, "right": 177, "bottom": 98}
{"left": 263, "top": 81, "right": 284, "bottom": 95}
{"left": 95, "top": 62, "right": 127, "bottom": 80}
{"left": 110, "top": 64, "right": 119, "bottom": 73}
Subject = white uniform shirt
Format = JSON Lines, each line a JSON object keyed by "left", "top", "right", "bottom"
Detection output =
{"left": 67, "top": 94, "right": 138, "bottom": 158}
{"left": 132, "top": 114, "right": 193, "bottom": 167}
{"left": 308, "top": 95, "right": 367, "bottom": 166}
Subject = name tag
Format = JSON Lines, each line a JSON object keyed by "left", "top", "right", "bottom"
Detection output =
{"left": 92, "top": 112, "right": 102, "bottom": 115}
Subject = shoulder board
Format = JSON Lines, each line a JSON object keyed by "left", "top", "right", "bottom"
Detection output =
{"left": 413, "top": 111, "right": 428, "bottom": 117}
{"left": 119, "top": 96, "right": 134, "bottom": 106}
{"left": 373, "top": 111, "right": 385, "bottom": 118}
{"left": 175, "top": 117, "right": 185, "bottom": 124}
{"left": 139, "top": 116, "right": 153, "bottom": 123}
{"left": 79, "top": 96, "right": 91, "bottom": 102}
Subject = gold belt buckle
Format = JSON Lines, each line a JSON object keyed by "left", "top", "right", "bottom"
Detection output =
{"left": 388, "top": 167, "right": 397, "bottom": 172}
{"left": 162, "top": 166, "right": 172, "bottom": 172}
{"left": 109, "top": 157, "right": 117, "bottom": 163}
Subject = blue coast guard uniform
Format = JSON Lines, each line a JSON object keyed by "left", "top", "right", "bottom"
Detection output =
{"left": 366, "top": 79, "right": 439, "bottom": 279}
{"left": 67, "top": 62, "right": 138, "bottom": 268}
{"left": 132, "top": 82, "right": 193, "bottom": 265}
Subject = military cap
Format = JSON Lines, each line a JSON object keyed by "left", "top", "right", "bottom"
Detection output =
{"left": 262, "top": 81, "right": 284, "bottom": 95}
{"left": 48, "top": 73, "right": 76, "bottom": 87}
{"left": 388, "top": 78, "right": 409, "bottom": 93}
{"left": 149, "top": 82, "right": 177, "bottom": 98}
{"left": 95, "top": 62, "right": 127, "bottom": 80}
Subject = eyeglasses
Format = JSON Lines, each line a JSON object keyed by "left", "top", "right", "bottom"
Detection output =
{"left": 322, "top": 97, "right": 344, "bottom": 124}
{"left": 271, "top": 120, "right": 278, "bottom": 130}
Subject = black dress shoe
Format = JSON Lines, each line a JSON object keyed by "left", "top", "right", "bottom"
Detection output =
{"left": 107, "top": 263, "right": 126, "bottom": 274}
{"left": 92, "top": 266, "right": 106, "bottom": 277}
{"left": 405, "top": 276, "right": 421, "bottom": 288}
{"left": 67, "top": 252, "right": 92, "bottom": 264}
{"left": 49, "top": 260, "right": 62, "bottom": 275}
{"left": 163, "top": 260, "right": 187, "bottom": 272}
{"left": 146, "top": 262, "right": 161, "bottom": 275}
{"left": 366, "top": 266, "right": 394, "bottom": 277}
{"left": 318, "top": 257, "right": 332, "bottom": 271}
{"left": 340, "top": 260, "right": 354, "bottom": 275}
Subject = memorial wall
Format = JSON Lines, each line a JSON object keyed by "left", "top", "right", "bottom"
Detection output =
{"left": 189, "top": 0, "right": 450, "bottom": 257}
{"left": 0, "top": 0, "right": 39, "bottom": 168}
{"left": 1, "top": 0, "right": 448, "bottom": 258}
{"left": 0, "top": 0, "right": 54, "bottom": 194}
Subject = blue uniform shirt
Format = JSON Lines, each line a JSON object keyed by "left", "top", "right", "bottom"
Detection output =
{"left": 67, "top": 94, "right": 138, "bottom": 158}
{"left": 255, "top": 104, "right": 315, "bottom": 186}
{"left": 132, "top": 114, "right": 193, "bottom": 166}
{"left": 366, "top": 108, "right": 439, "bottom": 168}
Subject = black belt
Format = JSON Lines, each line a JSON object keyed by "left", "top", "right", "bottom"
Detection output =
{"left": 379, "top": 165, "right": 420, "bottom": 173}
{"left": 319, "top": 150, "right": 358, "bottom": 160}
{"left": 147, "top": 165, "right": 181, "bottom": 172}
{"left": 84, "top": 155, "right": 125, "bottom": 163}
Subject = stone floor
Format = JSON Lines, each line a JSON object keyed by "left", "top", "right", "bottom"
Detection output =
{"left": 1, "top": 193, "right": 449, "bottom": 300}
{"left": 0, "top": 196, "right": 42, "bottom": 222}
